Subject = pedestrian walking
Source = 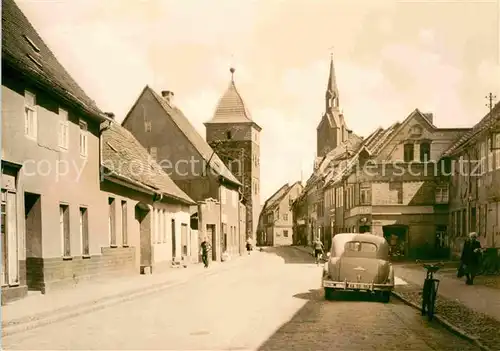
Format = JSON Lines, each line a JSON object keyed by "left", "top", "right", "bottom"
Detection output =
{"left": 313, "top": 238, "right": 324, "bottom": 265}
{"left": 200, "top": 238, "right": 211, "bottom": 268}
{"left": 246, "top": 238, "right": 252, "bottom": 255}
{"left": 460, "top": 232, "right": 482, "bottom": 285}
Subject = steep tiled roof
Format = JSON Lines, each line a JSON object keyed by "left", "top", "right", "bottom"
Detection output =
{"left": 206, "top": 70, "right": 261, "bottom": 130}
{"left": 267, "top": 181, "right": 303, "bottom": 211}
{"left": 2, "top": 0, "right": 105, "bottom": 121}
{"left": 144, "top": 87, "right": 240, "bottom": 186}
{"left": 101, "top": 121, "right": 195, "bottom": 205}
{"left": 443, "top": 101, "right": 500, "bottom": 157}
{"left": 263, "top": 183, "right": 290, "bottom": 210}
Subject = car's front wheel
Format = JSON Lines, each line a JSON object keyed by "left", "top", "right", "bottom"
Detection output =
{"left": 324, "top": 287, "right": 335, "bottom": 300}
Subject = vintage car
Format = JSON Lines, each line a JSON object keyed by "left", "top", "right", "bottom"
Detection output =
{"left": 321, "top": 233, "right": 394, "bottom": 302}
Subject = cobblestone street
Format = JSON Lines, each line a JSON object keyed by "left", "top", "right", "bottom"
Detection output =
{"left": 3, "top": 248, "right": 480, "bottom": 350}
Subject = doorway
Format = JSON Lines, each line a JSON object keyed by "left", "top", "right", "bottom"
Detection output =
{"left": 24, "top": 193, "right": 42, "bottom": 290}
{"left": 383, "top": 225, "right": 408, "bottom": 260}
{"left": 135, "top": 203, "right": 151, "bottom": 274}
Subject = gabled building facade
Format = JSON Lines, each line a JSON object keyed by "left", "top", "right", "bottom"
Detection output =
{"left": 121, "top": 86, "right": 245, "bottom": 262}
{"left": 258, "top": 182, "right": 302, "bottom": 246}
{"left": 205, "top": 68, "right": 261, "bottom": 242}
{"left": 442, "top": 102, "right": 500, "bottom": 260}
{"left": 331, "top": 109, "right": 469, "bottom": 259}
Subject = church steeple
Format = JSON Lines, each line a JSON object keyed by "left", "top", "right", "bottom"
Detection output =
{"left": 325, "top": 53, "right": 340, "bottom": 112}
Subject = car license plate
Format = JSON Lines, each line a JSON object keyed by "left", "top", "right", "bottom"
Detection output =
{"left": 348, "top": 283, "right": 370, "bottom": 289}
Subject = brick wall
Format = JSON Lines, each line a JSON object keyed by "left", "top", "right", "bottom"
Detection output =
{"left": 26, "top": 247, "right": 136, "bottom": 293}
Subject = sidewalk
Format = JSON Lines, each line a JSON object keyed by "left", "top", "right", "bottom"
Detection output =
{"left": 395, "top": 266, "right": 500, "bottom": 322}
{"left": 394, "top": 266, "right": 500, "bottom": 351}
{"left": 2, "top": 254, "right": 250, "bottom": 336}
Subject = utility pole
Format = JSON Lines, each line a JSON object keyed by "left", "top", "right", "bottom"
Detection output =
{"left": 486, "top": 92, "right": 497, "bottom": 112}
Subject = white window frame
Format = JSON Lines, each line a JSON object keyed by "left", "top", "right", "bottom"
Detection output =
{"left": 58, "top": 108, "right": 69, "bottom": 149}
{"left": 145, "top": 121, "right": 152, "bottom": 132}
{"left": 24, "top": 90, "right": 37, "bottom": 140}
{"left": 487, "top": 137, "right": 494, "bottom": 172}
{"left": 435, "top": 185, "right": 449, "bottom": 204}
{"left": 79, "top": 120, "right": 88, "bottom": 157}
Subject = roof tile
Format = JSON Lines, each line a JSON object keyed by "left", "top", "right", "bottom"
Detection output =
{"left": 101, "top": 122, "right": 195, "bottom": 205}
{"left": 2, "top": 0, "right": 104, "bottom": 120}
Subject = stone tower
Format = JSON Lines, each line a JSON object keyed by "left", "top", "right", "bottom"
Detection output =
{"left": 317, "top": 54, "right": 349, "bottom": 157}
{"left": 205, "top": 68, "right": 262, "bottom": 241}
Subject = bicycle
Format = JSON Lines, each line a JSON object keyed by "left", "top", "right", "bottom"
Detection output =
{"left": 418, "top": 260, "right": 444, "bottom": 321}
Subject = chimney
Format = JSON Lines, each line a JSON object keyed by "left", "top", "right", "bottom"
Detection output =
{"left": 423, "top": 112, "right": 433, "bottom": 124}
{"left": 104, "top": 112, "right": 115, "bottom": 119}
{"left": 161, "top": 90, "right": 174, "bottom": 106}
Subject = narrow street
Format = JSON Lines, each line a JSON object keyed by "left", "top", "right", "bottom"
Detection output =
{"left": 3, "top": 247, "right": 480, "bottom": 350}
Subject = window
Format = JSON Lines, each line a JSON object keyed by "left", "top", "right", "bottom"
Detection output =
{"left": 389, "top": 182, "right": 403, "bottom": 204}
{"left": 80, "top": 207, "right": 89, "bottom": 256}
{"left": 344, "top": 241, "right": 377, "bottom": 253}
{"left": 404, "top": 144, "right": 414, "bottom": 162}
{"left": 435, "top": 185, "right": 449, "bottom": 204}
{"left": 145, "top": 121, "right": 152, "bottom": 132}
{"left": 230, "top": 160, "right": 239, "bottom": 175}
{"left": 121, "top": 201, "right": 128, "bottom": 247}
{"left": 149, "top": 147, "right": 157, "bottom": 161}
{"left": 60, "top": 204, "right": 70, "bottom": 257}
{"left": 283, "top": 230, "right": 289, "bottom": 237}
{"left": 420, "top": 142, "right": 430, "bottom": 162}
{"left": 495, "top": 133, "right": 500, "bottom": 169}
{"left": 480, "top": 141, "right": 486, "bottom": 175}
{"left": 360, "top": 184, "right": 371, "bottom": 205}
{"left": 226, "top": 131, "right": 232, "bottom": 139}
{"left": 108, "top": 198, "right": 116, "bottom": 247}
{"left": 487, "top": 137, "right": 493, "bottom": 172}
{"left": 24, "top": 90, "right": 37, "bottom": 140}
{"left": 283, "top": 213, "right": 288, "bottom": 221}
{"left": 79, "top": 120, "right": 88, "bottom": 157}
{"left": 58, "top": 108, "right": 69, "bottom": 149}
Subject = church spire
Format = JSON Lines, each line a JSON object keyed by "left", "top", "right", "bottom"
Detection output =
{"left": 325, "top": 53, "right": 339, "bottom": 111}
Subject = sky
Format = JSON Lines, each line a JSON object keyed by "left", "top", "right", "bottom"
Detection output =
{"left": 17, "top": 0, "right": 500, "bottom": 201}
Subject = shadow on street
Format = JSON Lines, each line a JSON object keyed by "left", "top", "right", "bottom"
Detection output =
{"left": 261, "top": 246, "right": 315, "bottom": 264}
{"left": 257, "top": 289, "right": 387, "bottom": 351}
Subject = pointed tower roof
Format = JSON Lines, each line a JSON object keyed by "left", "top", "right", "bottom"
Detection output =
{"left": 205, "top": 68, "right": 261, "bottom": 130}
{"left": 326, "top": 53, "right": 339, "bottom": 99}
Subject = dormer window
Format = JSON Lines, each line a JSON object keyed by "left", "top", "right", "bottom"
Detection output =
{"left": 226, "top": 131, "right": 232, "bottom": 139}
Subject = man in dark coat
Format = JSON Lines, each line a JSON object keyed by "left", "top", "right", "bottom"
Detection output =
{"left": 200, "top": 238, "right": 211, "bottom": 268}
{"left": 460, "top": 232, "right": 482, "bottom": 285}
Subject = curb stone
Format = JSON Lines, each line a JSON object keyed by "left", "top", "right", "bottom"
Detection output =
{"left": 391, "top": 291, "right": 491, "bottom": 351}
{"left": 2, "top": 256, "right": 248, "bottom": 337}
